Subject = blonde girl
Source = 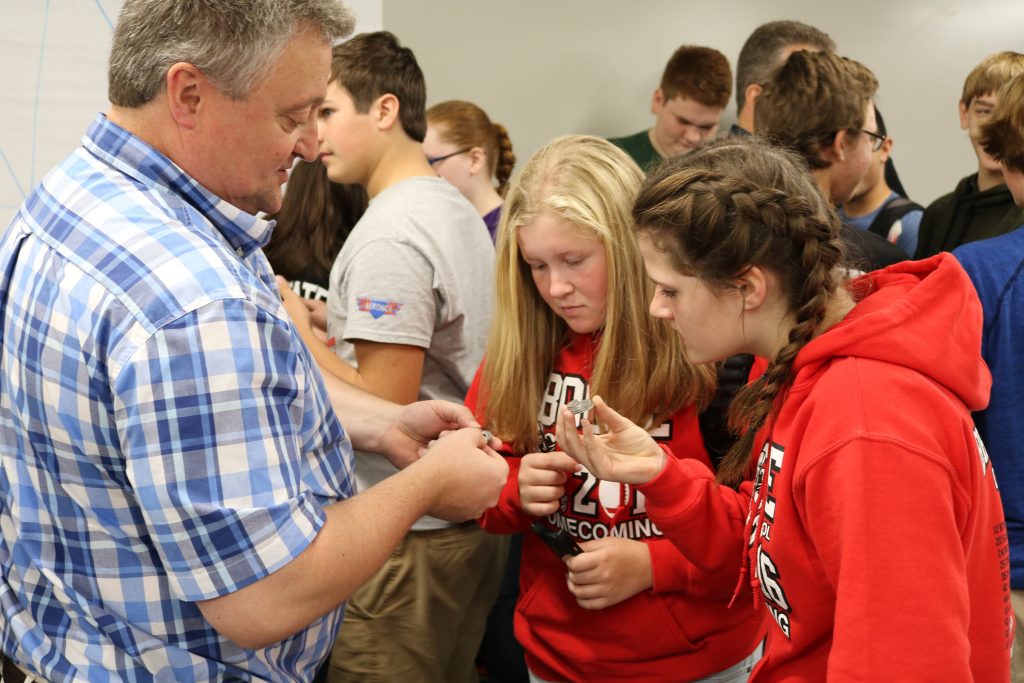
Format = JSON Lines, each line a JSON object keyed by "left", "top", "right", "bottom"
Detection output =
{"left": 468, "top": 135, "right": 765, "bottom": 683}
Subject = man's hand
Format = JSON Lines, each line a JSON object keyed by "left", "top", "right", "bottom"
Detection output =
{"left": 565, "top": 537, "right": 653, "bottom": 609}
{"left": 419, "top": 428, "right": 509, "bottom": 522}
{"left": 518, "top": 452, "right": 579, "bottom": 517}
{"left": 555, "top": 396, "right": 666, "bottom": 485}
{"left": 377, "top": 399, "right": 492, "bottom": 469}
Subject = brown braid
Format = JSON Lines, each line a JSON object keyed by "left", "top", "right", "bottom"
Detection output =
{"left": 493, "top": 122, "right": 516, "bottom": 196}
{"left": 633, "top": 136, "right": 846, "bottom": 485}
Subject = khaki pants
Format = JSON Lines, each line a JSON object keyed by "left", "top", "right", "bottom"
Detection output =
{"left": 1013, "top": 590, "right": 1024, "bottom": 683}
{"left": 329, "top": 523, "right": 508, "bottom": 683}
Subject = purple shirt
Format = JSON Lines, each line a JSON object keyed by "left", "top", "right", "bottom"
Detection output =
{"left": 483, "top": 204, "right": 502, "bottom": 243}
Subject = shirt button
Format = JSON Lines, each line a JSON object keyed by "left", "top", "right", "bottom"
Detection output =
{"left": 236, "top": 248, "right": 244, "bottom": 257}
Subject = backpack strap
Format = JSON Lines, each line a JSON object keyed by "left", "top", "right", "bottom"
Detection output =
{"left": 867, "top": 196, "right": 923, "bottom": 239}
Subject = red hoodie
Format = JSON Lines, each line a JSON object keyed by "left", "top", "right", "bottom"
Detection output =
{"left": 468, "top": 333, "right": 765, "bottom": 683}
{"left": 643, "top": 254, "right": 1011, "bottom": 681}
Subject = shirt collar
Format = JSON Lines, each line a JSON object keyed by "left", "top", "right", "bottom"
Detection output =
{"left": 82, "top": 113, "right": 274, "bottom": 257}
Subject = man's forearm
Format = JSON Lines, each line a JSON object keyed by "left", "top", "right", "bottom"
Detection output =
{"left": 197, "top": 457, "right": 442, "bottom": 648}
{"left": 319, "top": 367, "right": 396, "bottom": 454}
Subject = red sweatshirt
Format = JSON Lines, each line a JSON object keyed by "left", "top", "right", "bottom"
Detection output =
{"left": 469, "top": 332, "right": 765, "bottom": 683}
{"left": 644, "top": 254, "right": 1011, "bottom": 681}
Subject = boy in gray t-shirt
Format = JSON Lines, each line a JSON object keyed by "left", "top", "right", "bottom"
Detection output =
{"left": 282, "top": 32, "right": 505, "bottom": 683}
{"left": 328, "top": 175, "right": 494, "bottom": 529}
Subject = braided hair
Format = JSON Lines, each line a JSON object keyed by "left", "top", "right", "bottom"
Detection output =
{"left": 633, "top": 136, "right": 846, "bottom": 485}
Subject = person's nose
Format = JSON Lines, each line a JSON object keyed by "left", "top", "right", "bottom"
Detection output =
{"left": 548, "top": 268, "right": 574, "bottom": 298}
{"left": 649, "top": 296, "right": 671, "bottom": 319}
{"left": 294, "top": 116, "right": 319, "bottom": 163}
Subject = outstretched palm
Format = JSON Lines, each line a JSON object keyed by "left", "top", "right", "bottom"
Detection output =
{"left": 555, "top": 396, "right": 666, "bottom": 485}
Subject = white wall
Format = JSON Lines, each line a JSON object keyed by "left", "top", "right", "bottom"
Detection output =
{"left": 384, "top": 0, "right": 1024, "bottom": 206}
{"left": 3, "top": 0, "right": 1021, "bottom": 231}
{"left": 0, "top": 0, "right": 383, "bottom": 229}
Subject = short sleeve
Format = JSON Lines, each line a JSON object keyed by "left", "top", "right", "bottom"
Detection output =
{"left": 113, "top": 297, "right": 345, "bottom": 601}
{"left": 336, "top": 239, "right": 437, "bottom": 348}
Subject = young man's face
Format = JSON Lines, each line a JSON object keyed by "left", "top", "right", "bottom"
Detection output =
{"left": 1003, "top": 165, "right": 1024, "bottom": 206}
{"left": 650, "top": 90, "right": 723, "bottom": 158}
{"left": 317, "top": 81, "right": 378, "bottom": 187}
{"left": 849, "top": 132, "right": 893, "bottom": 203}
{"left": 960, "top": 92, "right": 1002, "bottom": 174}
{"left": 191, "top": 26, "right": 329, "bottom": 215}
{"left": 828, "top": 101, "right": 877, "bottom": 205}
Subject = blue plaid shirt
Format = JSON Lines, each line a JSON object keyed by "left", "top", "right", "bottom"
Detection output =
{"left": 0, "top": 114, "right": 356, "bottom": 682}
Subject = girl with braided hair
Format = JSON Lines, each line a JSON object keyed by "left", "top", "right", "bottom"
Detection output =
{"left": 469, "top": 135, "right": 766, "bottom": 683}
{"left": 558, "top": 135, "right": 1010, "bottom": 681}
{"left": 424, "top": 99, "right": 515, "bottom": 242}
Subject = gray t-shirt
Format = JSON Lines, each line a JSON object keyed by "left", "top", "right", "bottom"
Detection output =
{"left": 327, "top": 176, "right": 494, "bottom": 530}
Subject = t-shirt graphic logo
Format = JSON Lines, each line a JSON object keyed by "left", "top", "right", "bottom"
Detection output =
{"left": 357, "top": 297, "right": 403, "bottom": 319}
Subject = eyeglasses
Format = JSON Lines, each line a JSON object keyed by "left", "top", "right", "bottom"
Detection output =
{"left": 427, "top": 147, "right": 471, "bottom": 166}
{"left": 857, "top": 129, "right": 887, "bottom": 152}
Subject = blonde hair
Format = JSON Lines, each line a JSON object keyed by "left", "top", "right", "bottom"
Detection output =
{"left": 981, "top": 73, "right": 1024, "bottom": 172}
{"left": 961, "top": 51, "right": 1024, "bottom": 107}
{"left": 634, "top": 136, "right": 846, "bottom": 485}
{"left": 427, "top": 100, "right": 516, "bottom": 195}
{"left": 481, "top": 135, "right": 714, "bottom": 451}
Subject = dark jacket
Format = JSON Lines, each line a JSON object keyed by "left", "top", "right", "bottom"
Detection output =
{"left": 915, "top": 173, "right": 1024, "bottom": 258}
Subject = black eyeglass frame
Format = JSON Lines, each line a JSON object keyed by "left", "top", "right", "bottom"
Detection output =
{"left": 823, "top": 128, "right": 887, "bottom": 153}
{"left": 426, "top": 147, "right": 472, "bottom": 166}
{"left": 857, "top": 129, "right": 887, "bottom": 152}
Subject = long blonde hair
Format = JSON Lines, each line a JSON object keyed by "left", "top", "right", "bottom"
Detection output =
{"left": 481, "top": 135, "right": 714, "bottom": 452}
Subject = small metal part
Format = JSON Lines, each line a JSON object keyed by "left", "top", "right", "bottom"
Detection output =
{"left": 480, "top": 430, "right": 493, "bottom": 443}
{"left": 566, "top": 398, "right": 594, "bottom": 415}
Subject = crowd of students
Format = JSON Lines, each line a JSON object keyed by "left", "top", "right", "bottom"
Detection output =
{"left": 2, "top": 2, "right": 1023, "bottom": 682}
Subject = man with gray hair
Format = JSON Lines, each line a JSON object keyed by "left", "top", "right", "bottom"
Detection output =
{"left": 0, "top": 1, "right": 507, "bottom": 681}
{"left": 732, "top": 20, "right": 836, "bottom": 135}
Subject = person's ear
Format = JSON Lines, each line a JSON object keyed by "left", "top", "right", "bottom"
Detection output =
{"left": 375, "top": 93, "right": 400, "bottom": 131}
{"left": 468, "top": 147, "right": 487, "bottom": 175}
{"left": 745, "top": 82, "right": 763, "bottom": 108}
{"left": 651, "top": 88, "right": 665, "bottom": 115}
{"left": 822, "top": 129, "right": 848, "bottom": 164}
{"left": 878, "top": 136, "right": 894, "bottom": 163}
{"left": 165, "top": 62, "right": 203, "bottom": 129}
{"left": 732, "top": 265, "right": 769, "bottom": 311}
{"left": 959, "top": 100, "right": 970, "bottom": 131}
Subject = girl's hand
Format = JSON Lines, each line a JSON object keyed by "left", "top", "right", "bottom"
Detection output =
{"left": 555, "top": 396, "right": 666, "bottom": 485}
{"left": 565, "top": 537, "right": 653, "bottom": 610}
{"left": 518, "top": 451, "right": 580, "bottom": 517}
{"left": 304, "top": 298, "right": 329, "bottom": 342}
